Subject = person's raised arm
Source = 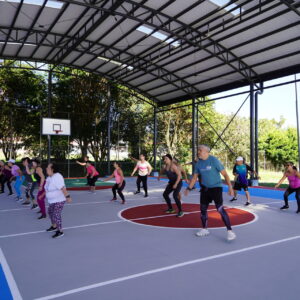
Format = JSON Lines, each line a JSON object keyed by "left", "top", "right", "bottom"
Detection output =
{"left": 220, "top": 169, "right": 234, "bottom": 196}
{"left": 129, "top": 156, "right": 139, "bottom": 162}
{"left": 131, "top": 163, "right": 139, "bottom": 176}
{"left": 25, "top": 164, "right": 33, "bottom": 175}
{"left": 76, "top": 161, "right": 86, "bottom": 166}
{"left": 275, "top": 174, "right": 287, "bottom": 188}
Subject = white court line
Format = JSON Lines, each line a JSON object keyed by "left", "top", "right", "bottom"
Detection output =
{"left": 34, "top": 234, "right": 300, "bottom": 300}
{"left": 0, "top": 248, "right": 23, "bottom": 300}
{"left": 0, "top": 206, "right": 250, "bottom": 238}
{"left": 118, "top": 204, "right": 259, "bottom": 230}
{"left": 0, "top": 197, "right": 165, "bottom": 213}
{"left": 0, "top": 207, "right": 28, "bottom": 213}
{"left": 0, "top": 201, "right": 282, "bottom": 238}
{"left": 0, "top": 208, "right": 207, "bottom": 238}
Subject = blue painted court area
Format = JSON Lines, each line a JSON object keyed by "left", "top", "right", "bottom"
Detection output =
{"left": 222, "top": 185, "right": 295, "bottom": 201}
{"left": 0, "top": 264, "right": 13, "bottom": 300}
{"left": 164, "top": 178, "right": 294, "bottom": 201}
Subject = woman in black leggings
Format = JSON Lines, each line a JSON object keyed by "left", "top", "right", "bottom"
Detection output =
{"left": 275, "top": 162, "right": 300, "bottom": 213}
{"left": 158, "top": 154, "right": 184, "bottom": 217}
{"left": 103, "top": 162, "right": 126, "bottom": 204}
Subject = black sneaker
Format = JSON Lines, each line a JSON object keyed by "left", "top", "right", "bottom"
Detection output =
{"left": 8, "top": 192, "right": 13, "bottom": 196}
{"left": 52, "top": 231, "right": 64, "bottom": 238}
{"left": 165, "top": 208, "right": 176, "bottom": 214}
{"left": 134, "top": 191, "right": 140, "bottom": 195}
{"left": 245, "top": 202, "right": 251, "bottom": 206}
{"left": 296, "top": 210, "right": 300, "bottom": 214}
{"left": 176, "top": 211, "right": 184, "bottom": 217}
{"left": 38, "top": 215, "right": 46, "bottom": 220}
{"left": 31, "top": 204, "right": 38, "bottom": 210}
{"left": 46, "top": 226, "right": 57, "bottom": 232}
{"left": 280, "top": 205, "right": 289, "bottom": 210}
{"left": 230, "top": 198, "right": 237, "bottom": 202}
{"left": 22, "top": 202, "right": 31, "bottom": 206}
{"left": 144, "top": 194, "right": 149, "bottom": 198}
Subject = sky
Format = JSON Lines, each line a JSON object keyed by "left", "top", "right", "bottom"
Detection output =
{"left": 212, "top": 74, "right": 300, "bottom": 128}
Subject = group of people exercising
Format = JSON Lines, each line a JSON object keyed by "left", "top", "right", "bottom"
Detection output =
{"left": 2, "top": 144, "right": 300, "bottom": 240}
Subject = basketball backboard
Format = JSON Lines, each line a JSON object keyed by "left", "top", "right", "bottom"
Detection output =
{"left": 42, "top": 118, "right": 71, "bottom": 136}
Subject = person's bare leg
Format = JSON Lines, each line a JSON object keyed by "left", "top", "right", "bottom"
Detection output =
{"left": 245, "top": 191, "right": 251, "bottom": 205}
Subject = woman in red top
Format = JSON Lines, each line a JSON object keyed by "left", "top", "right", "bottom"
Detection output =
{"left": 85, "top": 161, "right": 100, "bottom": 194}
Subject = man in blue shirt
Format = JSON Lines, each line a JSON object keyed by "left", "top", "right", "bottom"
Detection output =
{"left": 185, "top": 145, "right": 236, "bottom": 241}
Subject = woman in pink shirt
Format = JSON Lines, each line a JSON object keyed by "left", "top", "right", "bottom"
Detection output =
{"left": 85, "top": 161, "right": 100, "bottom": 194}
{"left": 275, "top": 162, "right": 300, "bottom": 212}
{"left": 103, "top": 162, "right": 126, "bottom": 204}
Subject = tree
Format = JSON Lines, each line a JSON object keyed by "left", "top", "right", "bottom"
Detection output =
{"left": 0, "top": 65, "right": 47, "bottom": 159}
{"left": 262, "top": 127, "right": 298, "bottom": 167}
{"left": 53, "top": 70, "right": 108, "bottom": 161}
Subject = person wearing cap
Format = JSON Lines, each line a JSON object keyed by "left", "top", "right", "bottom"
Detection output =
{"left": 184, "top": 145, "right": 236, "bottom": 241}
{"left": 231, "top": 157, "right": 258, "bottom": 206}
{"left": 8, "top": 159, "right": 24, "bottom": 201}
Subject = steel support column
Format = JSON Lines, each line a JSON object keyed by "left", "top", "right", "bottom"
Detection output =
{"left": 107, "top": 84, "right": 111, "bottom": 174}
{"left": 47, "top": 70, "right": 52, "bottom": 164}
{"left": 153, "top": 107, "right": 158, "bottom": 172}
{"left": 192, "top": 98, "right": 198, "bottom": 172}
{"left": 250, "top": 83, "right": 255, "bottom": 172}
{"left": 295, "top": 75, "right": 300, "bottom": 168}
{"left": 196, "top": 102, "right": 199, "bottom": 149}
{"left": 255, "top": 82, "right": 264, "bottom": 174}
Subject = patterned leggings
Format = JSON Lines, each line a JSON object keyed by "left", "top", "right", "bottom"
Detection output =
{"left": 48, "top": 202, "right": 65, "bottom": 231}
{"left": 25, "top": 182, "right": 37, "bottom": 200}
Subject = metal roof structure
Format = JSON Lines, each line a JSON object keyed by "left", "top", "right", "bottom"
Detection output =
{"left": 0, "top": 0, "right": 300, "bottom": 106}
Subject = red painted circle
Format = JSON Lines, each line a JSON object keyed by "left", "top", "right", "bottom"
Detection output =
{"left": 120, "top": 203, "right": 256, "bottom": 228}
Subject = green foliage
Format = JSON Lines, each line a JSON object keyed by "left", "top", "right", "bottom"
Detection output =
{"left": 0, "top": 64, "right": 299, "bottom": 173}
{"left": 261, "top": 127, "right": 298, "bottom": 167}
{"left": 0, "top": 66, "right": 47, "bottom": 159}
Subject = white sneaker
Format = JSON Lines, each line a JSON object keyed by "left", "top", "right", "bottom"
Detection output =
{"left": 227, "top": 230, "right": 236, "bottom": 241}
{"left": 195, "top": 228, "right": 210, "bottom": 237}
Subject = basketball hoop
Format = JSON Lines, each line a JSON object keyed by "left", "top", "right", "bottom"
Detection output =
{"left": 54, "top": 130, "right": 62, "bottom": 135}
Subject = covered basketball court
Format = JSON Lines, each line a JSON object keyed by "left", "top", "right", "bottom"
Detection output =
{"left": 1, "top": 178, "right": 300, "bottom": 300}
{"left": 0, "top": 0, "right": 300, "bottom": 299}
